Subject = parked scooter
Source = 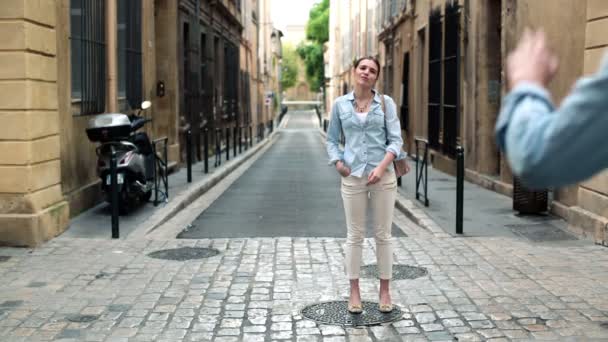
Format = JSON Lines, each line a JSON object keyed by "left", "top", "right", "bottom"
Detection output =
{"left": 86, "top": 101, "right": 155, "bottom": 214}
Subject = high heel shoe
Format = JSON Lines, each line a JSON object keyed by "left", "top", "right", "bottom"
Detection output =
{"left": 378, "top": 302, "right": 394, "bottom": 313}
{"left": 347, "top": 303, "right": 363, "bottom": 314}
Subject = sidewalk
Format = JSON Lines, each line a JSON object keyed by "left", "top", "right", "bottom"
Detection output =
{"left": 64, "top": 133, "right": 276, "bottom": 240}
{"left": 395, "top": 161, "right": 585, "bottom": 244}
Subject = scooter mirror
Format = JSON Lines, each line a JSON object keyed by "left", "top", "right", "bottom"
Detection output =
{"left": 141, "top": 101, "right": 152, "bottom": 110}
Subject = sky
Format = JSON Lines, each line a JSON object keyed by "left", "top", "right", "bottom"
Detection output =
{"left": 270, "top": 0, "right": 319, "bottom": 33}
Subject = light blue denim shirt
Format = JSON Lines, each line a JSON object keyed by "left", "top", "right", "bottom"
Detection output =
{"left": 495, "top": 54, "right": 608, "bottom": 188}
{"left": 326, "top": 90, "right": 405, "bottom": 177}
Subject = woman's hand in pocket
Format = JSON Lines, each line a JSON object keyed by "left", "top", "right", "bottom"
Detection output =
{"left": 336, "top": 161, "right": 351, "bottom": 177}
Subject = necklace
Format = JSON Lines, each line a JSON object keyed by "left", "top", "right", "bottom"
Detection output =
{"left": 354, "top": 96, "right": 371, "bottom": 112}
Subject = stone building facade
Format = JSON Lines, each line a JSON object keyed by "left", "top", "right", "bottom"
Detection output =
{"left": 328, "top": 0, "right": 608, "bottom": 242}
{"left": 0, "top": 0, "right": 274, "bottom": 246}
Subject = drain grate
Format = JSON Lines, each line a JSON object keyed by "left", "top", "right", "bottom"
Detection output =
{"left": 0, "top": 256, "right": 10, "bottom": 263}
{"left": 107, "top": 304, "right": 130, "bottom": 312}
{"left": 65, "top": 314, "right": 98, "bottom": 323}
{"left": 507, "top": 223, "right": 577, "bottom": 242}
{"left": 361, "top": 264, "right": 428, "bottom": 280}
{"left": 0, "top": 300, "right": 23, "bottom": 308}
{"left": 147, "top": 247, "right": 220, "bottom": 261}
{"left": 27, "top": 282, "right": 46, "bottom": 288}
{"left": 57, "top": 329, "right": 82, "bottom": 339}
{"left": 301, "top": 301, "right": 403, "bottom": 326}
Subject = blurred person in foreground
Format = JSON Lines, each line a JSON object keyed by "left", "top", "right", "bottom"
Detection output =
{"left": 495, "top": 29, "right": 608, "bottom": 188}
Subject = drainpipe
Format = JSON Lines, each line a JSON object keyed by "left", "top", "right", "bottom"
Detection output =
{"left": 106, "top": 0, "right": 117, "bottom": 112}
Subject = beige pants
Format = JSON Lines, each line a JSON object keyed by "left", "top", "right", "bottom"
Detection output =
{"left": 341, "top": 171, "right": 397, "bottom": 280}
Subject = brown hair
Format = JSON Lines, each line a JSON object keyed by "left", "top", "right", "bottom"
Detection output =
{"left": 353, "top": 56, "right": 381, "bottom": 77}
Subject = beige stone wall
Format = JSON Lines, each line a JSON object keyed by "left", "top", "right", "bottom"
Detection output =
{"left": 55, "top": 0, "right": 101, "bottom": 217}
{"left": 284, "top": 56, "right": 314, "bottom": 101}
{"left": 0, "top": 0, "right": 69, "bottom": 246}
{"left": 57, "top": 1, "right": 179, "bottom": 217}
{"left": 153, "top": 0, "right": 180, "bottom": 164}
{"left": 579, "top": 0, "right": 608, "bottom": 216}
{"left": 500, "top": 0, "right": 587, "bottom": 206}
{"left": 329, "top": 0, "right": 608, "bottom": 241}
{"left": 566, "top": 0, "right": 608, "bottom": 244}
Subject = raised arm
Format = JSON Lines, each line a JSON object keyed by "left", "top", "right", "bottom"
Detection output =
{"left": 495, "top": 57, "right": 608, "bottom": 188}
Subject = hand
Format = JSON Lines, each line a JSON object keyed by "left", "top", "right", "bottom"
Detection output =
{"left": 507, "top": 28, "right": 559, "bottom": 90}
{"left": 403, "top": 161, "right": 411, "bottom": 175}
{"left": 367, "top": 166, "right": 385, "bottom": 185}
{"left": 336, "top": 161, "right": 351, "bottom": 177}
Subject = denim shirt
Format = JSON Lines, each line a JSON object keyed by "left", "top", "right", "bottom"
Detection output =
{"left": 326, "top": 90, "right": 405, "bottom": 177}
{"left": 495, "top": 54, "right": 608, "bottom": 188}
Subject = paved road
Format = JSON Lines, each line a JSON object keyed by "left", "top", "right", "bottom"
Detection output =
{"left": 179, "top": 110, "right": 404, "bottom": 239}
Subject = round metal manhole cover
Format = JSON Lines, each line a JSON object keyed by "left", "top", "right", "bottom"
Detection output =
{"left": 301, "top": 301, "right": 403, "bottom": 326}
{"left": 146, "top": 247, "right": 220, "bottom": 261}
{"left": 361, "top": 264, "right": 428, "bottom": 280}
{"left": 0, "top": 256, "right": 10, "bottom": 263}
{"left": 65, "top": 314, "right": 98, "bottom": 323}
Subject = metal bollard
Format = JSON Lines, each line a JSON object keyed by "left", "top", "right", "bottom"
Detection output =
{"left": 244, "top": 127, "right": 248, "bottom": 151}
{"left": 215, "top": 128, "right": 221, "bottom": 167}
{"left": 456, "top": 145, "right": 464, "bottom": 234}
{"left": 238, "top": 126, "right": 242, "bottom": 154}
{"left": 225, "top": 127, "right": 230, "bottom": 161}
{"left": 249, "top": 126, "right": 253, "bottom": 147}
{"left": 204, "top": 128, "right": 209, "bottom": 174}
{"left": 186, "top": 129, "right": 192, "bottom": 183}
{"left": 233, "top": 126, "right": 237, "bottom": 157}
{"left": 110, "top": 148, "right": 119, "bottom": 239}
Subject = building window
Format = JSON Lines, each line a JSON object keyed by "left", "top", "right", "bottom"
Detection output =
{"left": 384, "top": 42, "right": 393, "bottom": 95}
{"left": 118, "top": 0, "right": 142, "bottom": 110}
{"left": 442, "top": 2, "right": 460, "bottom": 157}
{"left": 427, "top": 9, "right": 442, "bottom": 149}
{"left": 70, "top": 0, "right": 106, "bottom": 115}
{"left": 390, "top": 0, "right": 397, "bottom": 18}
{"left": 401, "top": 52, "right": 410, "bottom": 131}
{"left": 366, "top": 8, "right": 373, "bottom": 55}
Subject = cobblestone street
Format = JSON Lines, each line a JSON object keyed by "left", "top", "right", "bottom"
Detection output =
{"left": 3, "top": 0, "right": 608, "bottom": 341}
{"left": 2, "top": 210, "right": 608, "bottom": 341}
{"left": 2, "top": 112, "right": 608, "bottom": 341}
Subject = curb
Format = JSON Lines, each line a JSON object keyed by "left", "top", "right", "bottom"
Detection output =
{"left": 394, "top": 194, "right": 450, "bottom": 238}
{"left": 130, "top": 133, "right": 278, "bottom": 238}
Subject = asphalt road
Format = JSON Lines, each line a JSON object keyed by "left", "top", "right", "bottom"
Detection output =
{"left": 178, "top": 110, "right": 404, "bottom": 239}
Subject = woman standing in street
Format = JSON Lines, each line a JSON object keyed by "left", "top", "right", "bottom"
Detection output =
{"left": 326, "top": 56, "right": 408, "bottom": 314}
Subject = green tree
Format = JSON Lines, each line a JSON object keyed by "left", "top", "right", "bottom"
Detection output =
{"left": 297, "top": 0, "right": 329, "bottom": 91}
{"left": 280, "top": 44, "right": 299, "bottom": 91}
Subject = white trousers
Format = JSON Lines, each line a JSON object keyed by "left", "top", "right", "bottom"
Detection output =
{"left": 341, "top": 171, "right": 397, "bottom": 280}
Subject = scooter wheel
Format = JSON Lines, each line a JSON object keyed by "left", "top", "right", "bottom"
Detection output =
{"left": 140, "top": 191, "right": 152, "bottom": 203}
{"left": 118, "top": 188, "right": 132, "bottom": 215}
